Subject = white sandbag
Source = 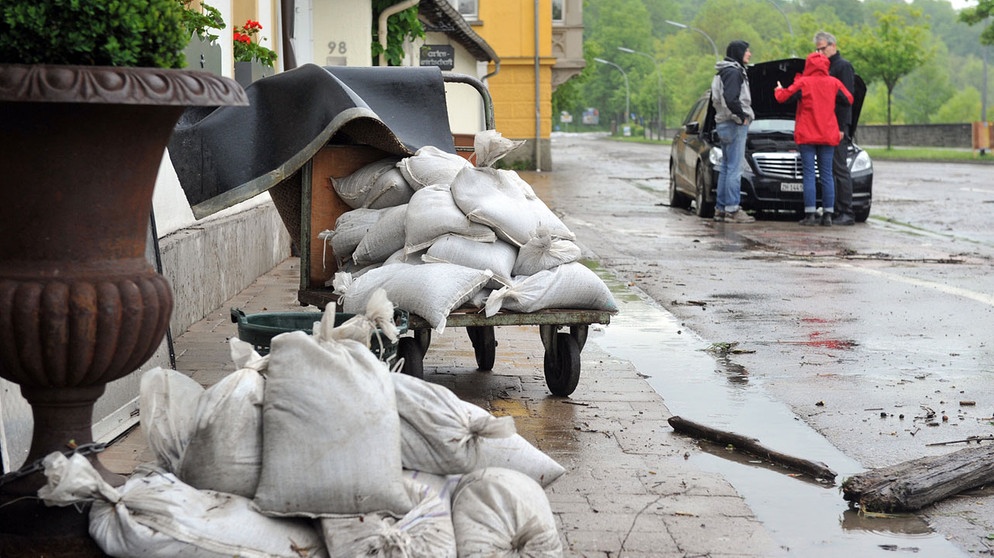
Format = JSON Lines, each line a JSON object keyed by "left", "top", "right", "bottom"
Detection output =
{"left": 253, "top": 314, "right": 410, "bottom": 516}
{"left": 451, "top": 467, "right": 562, "bottom": 557}
{"left": 320, "top": 478, "right": 456, "bottom": 558}
{"left": 334, "top": 263, "right": 492, "bottom": 333}
{"left": 512, "top": 226, "right": 582, "bottom": 276}
{"left": 353, "top": 204, "right": 407, "bottom": 267}
{"left": 385, "top": 246, "right": 426, "bottom": 265}
{"left": 477, "top": 434, "right": 566, "bottom": 488}
{"left": 465, "top": 287, "right": 491, "bottom": 309}
{"left": 485, "top": 262, "right": 618, "bottom": 317}
{"left": 397, "top": 145, "right": 472, "bottom": 190}
{"left": 320, "top": 291, "right": 399, "bottom": 357}
{"left": 328, "top": 208, "right": 382, "bottom": 267}
{"left": 393, "top": 373, "right": 515, "bottom": 475}
{"left": 450, "top": 166, "right": 575, "bottom": 247}
{"left": 176, "top": 338, "right": 266, "bottom": 498}
{"left": 39, "top": 454, "right": 328, "bottom": 558}
{"left": 139, "top": 367, "right": 204, "bottom": 473}
{"left": 330, "top": 157, "right": 413, "bottom": 209}
{"left": 423, "top": 234, "right": 517, "bottom": 289}
{"left": 405, "top": 184, "right": 496, "bottom": 253}
{"left": 473, "top": 129, "right": 525, "bottom": 168}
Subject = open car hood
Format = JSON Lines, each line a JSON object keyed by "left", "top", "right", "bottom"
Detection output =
{"left": 747, "top": 58, "right": 866, "bottom": 137}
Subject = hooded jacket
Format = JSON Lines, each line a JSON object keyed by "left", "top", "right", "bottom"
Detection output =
{"left": 710, "top": 40, "right": 754, "bottom": 125}
{"left": 774, "top": 52, "right": 853, "bottom": 146}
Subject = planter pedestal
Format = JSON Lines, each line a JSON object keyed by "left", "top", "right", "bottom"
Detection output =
{"left": 0, "top": 64, "right": 246, "bottom": 556}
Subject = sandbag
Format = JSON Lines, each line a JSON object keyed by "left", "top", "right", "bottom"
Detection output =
{"left": 485, "top": 262, "right": 618, "bottom": 317}
{"left": 328, "top": 208, "right": 382, "bottom": 267}
{"left": 477, "top": 434, "right": 566, "bottom": 488}
{"left": 451, "top": 468, "right": 562, "bottom": 557}
{"left": 319, "top": 478, "right": 456, "bottom": 558}
{"left": 353, "top": 204, "right": 408, "bottom": 267}
{"left": 450, "top": 166, "right": 575, "bottom": 247}
{"left": 397, "top": 145, "right": 472, "bottom": 190}
{"left": 512, "top": 226, "right": 581, "bottom": 276}
{"left": 139, "top": 367, "right": 204, "bottom": 473}
{"left": 334, "top": 263, "right": 492, "bottom": 333}
{"left": 253, "top": 312, "right": 410, "bottom": 516}
{"left": 330, "top": 157, "right": 414, "bottom": 210}
{"left": 176, "top": 338, "right": 266, "bottom": 498}
{"left": 39, "top": 454, "right": 328, "bottom": 558}
{"left": 393, "top": 373, "right": 515, "bottom": 475}
{"left": 423, "top": 234, "right": 518, "bottom": 288}
{"left": 405, "top": 183, "right": 496, "bottom": 253}
{"left": 473, "top": 129, "right": 526, "bottom": 168}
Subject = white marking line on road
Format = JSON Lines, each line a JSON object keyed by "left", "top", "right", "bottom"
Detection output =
{"left": 845, "top": 264, "right": 994, "bottom": 306}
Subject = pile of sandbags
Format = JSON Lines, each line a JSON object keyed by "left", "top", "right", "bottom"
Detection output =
{"left": 39, "top": 291, "right": 565, "bottom": 557}
{"left": 319, "top": 129, "right": 617, "bottom": 334}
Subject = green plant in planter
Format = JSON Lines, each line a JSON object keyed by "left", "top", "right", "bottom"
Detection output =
{"left": 233, "top": 19, "right": 277, "bottom": 68}
{"left": 0, "top": 0, "right": 189, "bottom": 68}
{"left": 181, "top": 0, "right": 225, "bottom": 43}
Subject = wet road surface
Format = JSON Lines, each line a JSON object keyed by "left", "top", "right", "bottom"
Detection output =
{"left": 521, "top": 133, "right": 994, "bottom": 556}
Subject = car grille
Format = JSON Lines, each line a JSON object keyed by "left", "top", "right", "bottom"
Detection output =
{"left": 753, "top": 153, "right": 804, "bottom": 180}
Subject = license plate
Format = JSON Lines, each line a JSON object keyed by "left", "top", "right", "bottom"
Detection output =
{"left": 780, "top": 182, "right": 803, "bottom": 192}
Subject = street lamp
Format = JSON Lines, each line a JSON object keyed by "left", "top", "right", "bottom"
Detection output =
{"left": 594, "top": 57, "right": 630, "bottom": 127}
{"left": 766, "top": 0, "right": 795, "bottom": 56}
{"left": 617, "top": 46, "right": 666, "bottom": 139}
{"left": 665, "top": 20, "right": 719, "bottom": 61}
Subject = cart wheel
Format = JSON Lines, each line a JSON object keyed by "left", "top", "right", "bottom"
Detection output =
{"left": 544, "top": 332, "right": 581, "bottom": 396}
{"left": 415, "top": 328, "right": 431, "bottom": 353}
{"left": 397, "top": 337, "right": 425, "bottom": 380}
{"left": 467, "top": 326, "right": 496, "bottom": 371}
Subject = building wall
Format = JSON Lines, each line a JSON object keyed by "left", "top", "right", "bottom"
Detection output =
{"left": 313, "top": 0, "right": 373, "bottom": 66}
{"left": 473, "top": 0, "right": 555, "bottom": 169}
{"left": 857, "top": 124, "right": 975, "bottom": 149}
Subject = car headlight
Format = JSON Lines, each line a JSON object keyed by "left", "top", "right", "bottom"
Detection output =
{"left": 709, "top": 146, "right": 723, "bottom": 167}
{"left": 850, "top": 149, "right": 872, "bottom": 173}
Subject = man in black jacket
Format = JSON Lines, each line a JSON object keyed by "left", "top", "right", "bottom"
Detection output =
{"left": 814, "top": 31, "right": 857, "bottom": 226}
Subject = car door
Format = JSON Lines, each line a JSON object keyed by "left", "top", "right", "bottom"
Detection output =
{"left": 675, "top": 95, "right": 709, "bottom": 189}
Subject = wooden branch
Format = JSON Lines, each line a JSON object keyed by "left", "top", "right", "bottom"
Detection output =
{"left": 667, "top": 415, "right": 837, "bottom": 482}
{"left": 841, "top": 444, "right": 994, "bottom": 513}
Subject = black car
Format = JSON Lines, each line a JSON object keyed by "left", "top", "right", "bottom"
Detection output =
{"left": 668, "top": 58, "right": 872, "bottom": 221}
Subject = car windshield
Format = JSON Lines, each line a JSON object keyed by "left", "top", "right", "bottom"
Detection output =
{"left": 748, "top": 118, "right": 794, "bottom": 134}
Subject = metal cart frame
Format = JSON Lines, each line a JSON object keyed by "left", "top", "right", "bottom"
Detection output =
{"left": 295, "top": 73, "right": 613, "bottom": 396}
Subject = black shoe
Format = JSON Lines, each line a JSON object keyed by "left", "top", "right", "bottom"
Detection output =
{"left": 833, "top": 214, "right": 855, "bottom": 226}
{"left": 821, "top": 213, "right": 832, "bottom": 227}
{"left": 799, "top": 213, "right": 819, "bottom": 226}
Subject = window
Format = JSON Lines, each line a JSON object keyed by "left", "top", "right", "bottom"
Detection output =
{"left": 552, "top": 0, "right": 564, "bottom": 22}
{"left": 449, "top": 0, "right": 477, "bottom": 19}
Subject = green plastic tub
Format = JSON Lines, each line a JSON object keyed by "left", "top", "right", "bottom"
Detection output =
{"left": 230, "top": 307, "right": 408, "bottom": 360}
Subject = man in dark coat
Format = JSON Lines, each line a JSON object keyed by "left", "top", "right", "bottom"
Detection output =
{"left": 814, "top": 31, "right": 857, "bottom": 226}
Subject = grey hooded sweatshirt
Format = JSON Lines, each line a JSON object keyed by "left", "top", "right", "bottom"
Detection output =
{"left": 710, "top": 40, "right": 754, "bottom": 125}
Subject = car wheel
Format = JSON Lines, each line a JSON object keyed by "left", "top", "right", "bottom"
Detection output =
{"left": 668, "top": 161, "right": 692, "bottom": 209}
{"left": 694, "top": 165, "right": 715, "bottom": 218}
{"left": 855, "top": 205, "right": 870, "bottom": 223}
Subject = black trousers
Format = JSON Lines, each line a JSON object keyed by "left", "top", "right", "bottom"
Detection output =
{"left": 832, "top": 134, "right": 854, "bottom": 218}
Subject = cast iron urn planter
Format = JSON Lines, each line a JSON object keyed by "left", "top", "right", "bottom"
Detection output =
{"left": 0, "top": 64, "right": 246, "bottom": 555}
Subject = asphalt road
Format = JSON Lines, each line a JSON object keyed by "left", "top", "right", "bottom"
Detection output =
{"left": 520, "top": 132, "right": 994, "bottom": 555}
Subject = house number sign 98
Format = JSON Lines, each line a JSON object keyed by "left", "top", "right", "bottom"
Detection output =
{"left": 328, "top": 41, "right": 347, "bottom": 55}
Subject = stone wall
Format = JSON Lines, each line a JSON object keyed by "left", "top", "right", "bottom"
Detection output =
{"left": 856, "top": 123, "right": 974, "bottom": 148}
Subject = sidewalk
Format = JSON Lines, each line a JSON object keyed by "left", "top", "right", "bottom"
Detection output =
{"left": 101, "top": 256, "right": 777, "bottom": 557}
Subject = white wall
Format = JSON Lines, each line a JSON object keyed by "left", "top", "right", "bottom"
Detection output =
{"left": 314, "top": 0, "right": 373, "bottom": 66}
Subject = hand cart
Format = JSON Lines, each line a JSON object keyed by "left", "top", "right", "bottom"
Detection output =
{"left": 291, "top": 71, "right": 613, "bottom": 396}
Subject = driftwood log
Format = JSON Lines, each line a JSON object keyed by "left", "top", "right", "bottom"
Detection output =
{"left": 841, "top": 444, "right": 994, "bottom": 512}
{"left": 667, "top": 416, "right": 837, "bottom": 482}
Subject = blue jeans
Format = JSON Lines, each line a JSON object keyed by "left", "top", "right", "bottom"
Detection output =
{"left": 799, "top": 144, "right": 835, "bottom": 213}
{"left": 715, "top": 120, "right": 749, "bottom": 213}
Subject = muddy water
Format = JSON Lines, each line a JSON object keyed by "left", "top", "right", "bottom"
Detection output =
{"left": 590, "top": 274, "right": 968, "bottom": 557}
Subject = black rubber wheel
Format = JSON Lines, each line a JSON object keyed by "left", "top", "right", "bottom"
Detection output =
{"left": 397, "top": 337, "right": 424, "bottom": 380}
{"left": 467, "top": 326, "right": 496, "bottom": 371}
{"left": 668, "top": 160, "right": 692, "bottom": 209}
{"left": 854, "top": 205, "right": 871, "bottom": 223}
{"left": 544, "top": 333, "right": 581, "bottom": 396}
{"left": 414, "top": 328, "right": 431, "bottom": 353}
{"left": 694, "top": 165, "right": 715, "bottom": 218}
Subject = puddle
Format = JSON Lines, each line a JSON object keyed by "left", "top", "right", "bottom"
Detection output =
{"left": 587, "top": 272, "right": 969, "bottom": 557}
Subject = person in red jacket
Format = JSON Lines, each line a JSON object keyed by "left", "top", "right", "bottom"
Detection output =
{"left": 774, "top": 51, "right": 853, "bottom": 226}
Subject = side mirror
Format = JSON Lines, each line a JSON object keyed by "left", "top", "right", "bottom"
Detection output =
{"left": 685, "top": 121, "right": 700, "bottom": 135}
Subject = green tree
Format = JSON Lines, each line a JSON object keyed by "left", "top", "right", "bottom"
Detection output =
{"left": 895, "top": 42, "right": 954, "bottom": 123}
{"left": 847, "top": 6, "right": 931, "bottom": 148}
{"left": 934, "top": 86, "right": 985, "bottom": 122}
{"left": 960, "top": 0, "right": 994, "bottom": 45}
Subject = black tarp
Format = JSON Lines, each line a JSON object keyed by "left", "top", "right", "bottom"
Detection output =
{"left": 168, "top": 63, "right": 456, "bottom": 218}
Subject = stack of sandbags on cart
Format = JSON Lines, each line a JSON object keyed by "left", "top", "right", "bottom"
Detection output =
{"left": 322, "top": 129, "right": 617, "bottom": 333}
{"left": 37, "top": 290, "right": 565, "bottom": 557}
